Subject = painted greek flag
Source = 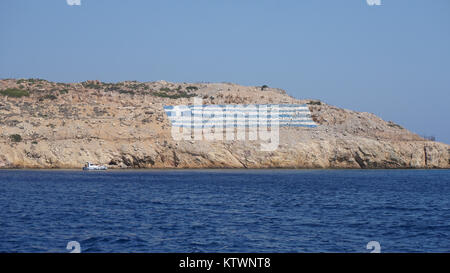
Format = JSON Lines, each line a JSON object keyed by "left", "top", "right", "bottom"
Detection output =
{"left": 163, "top": 104, "right": 317, "bottom": 128}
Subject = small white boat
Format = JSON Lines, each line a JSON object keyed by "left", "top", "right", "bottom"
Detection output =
{"left": 83, "top": 162, "right": 108, "bottom": 171}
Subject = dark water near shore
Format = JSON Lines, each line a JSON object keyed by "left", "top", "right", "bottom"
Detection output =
{"left": 0, "top": 169, "right": 449, "bottom": 253}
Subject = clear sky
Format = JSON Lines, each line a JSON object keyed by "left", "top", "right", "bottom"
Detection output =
{"left": 1, "top": 0, "right": 449, "bottom": 143}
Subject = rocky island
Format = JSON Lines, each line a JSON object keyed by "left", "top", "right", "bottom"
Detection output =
{"left": 0, "top": 78, "right": 448, "bottom": 169}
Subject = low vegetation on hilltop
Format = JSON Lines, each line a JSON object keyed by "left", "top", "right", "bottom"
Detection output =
{"left": 0, "top": 88, "right": 30, "bottom": 98}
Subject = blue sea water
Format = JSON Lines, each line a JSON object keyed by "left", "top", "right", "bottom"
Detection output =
{"left": 0, "top": 169, "right": 449, "bottom": 253}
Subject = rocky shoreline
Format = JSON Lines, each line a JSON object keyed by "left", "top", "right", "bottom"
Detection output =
{"left": 0, "top": 79, "right": 448, "bottom": 169}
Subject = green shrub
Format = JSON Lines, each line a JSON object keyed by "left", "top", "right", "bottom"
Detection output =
{"left": 152, "top": 91, "right": 195, "bottom": 99}
{"left": 47, "top": 94, "right": 58, "bottom": 100}
{"left": 105, "top": 86, "right": 120, "bottom": 92}
{"left": 307, "top": 100, "right": 321, "bottom": 106}
{"left": 39, "top": 94, "right": 58, "bottom": 101}
{"left": 261, "top": 85, "right": 269, "bottom": 90}
{"left": 119, "top": 90, "right": 135, "bottom": 95}
{"left": 82, "top": 81, "right": 102, "bottom": 89}
{"left": 159, "top": 87, "right": 172, "bottom": 92}
{"left": 387, "top": 121, "right": 403, "bottom": 129}
{"left": 9, "top": 134, "right": 22, "bottom": 142}
{"left": 186, "top": 86, "right": 198, "bottom": 91}
{"left": 0, "top": 88, "right": 30, "bottom": 98}
{"left": 25, "top": 78, "right": 47, "bottom": 85}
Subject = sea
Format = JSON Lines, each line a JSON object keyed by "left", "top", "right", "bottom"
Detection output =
{"left": 0, "top": 169, "right": 449, "bottom": 253}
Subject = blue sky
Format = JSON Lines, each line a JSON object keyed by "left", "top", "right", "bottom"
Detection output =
{"left": 1, "top": 0, "right": 449, "bottom": 143}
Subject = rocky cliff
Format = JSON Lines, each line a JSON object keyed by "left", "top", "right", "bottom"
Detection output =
{"left": 0, "top": 79, "right": 448, "bottom": 169}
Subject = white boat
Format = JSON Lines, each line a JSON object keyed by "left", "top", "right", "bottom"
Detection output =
{"left": 83, "top": 162, "right": 108, "bottom": 171}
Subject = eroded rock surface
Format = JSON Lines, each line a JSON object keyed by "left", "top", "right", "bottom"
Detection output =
{"left": 0, "top": 79, "right": 448, "bottom": 169}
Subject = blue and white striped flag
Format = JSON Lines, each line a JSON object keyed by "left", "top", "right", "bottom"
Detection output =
{"left": 163, "top": 104, "right": 317, "bottom": 128}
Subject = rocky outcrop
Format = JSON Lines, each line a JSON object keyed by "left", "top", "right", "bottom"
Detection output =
{"left": 0, "top": 79, "right": 448, "bottom": 169}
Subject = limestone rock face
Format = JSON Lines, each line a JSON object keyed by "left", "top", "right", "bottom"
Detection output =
{"left": 0, "top": 79, "right": 448, "bottom": 169}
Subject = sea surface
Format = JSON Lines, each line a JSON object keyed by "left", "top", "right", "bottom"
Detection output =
{"left": 0, "top": 169, "right": 449, "bottom": 253}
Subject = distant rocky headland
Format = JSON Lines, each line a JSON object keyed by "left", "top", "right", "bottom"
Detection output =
{"left": 0, "top": 78, "right": 448, "bottom": 169}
